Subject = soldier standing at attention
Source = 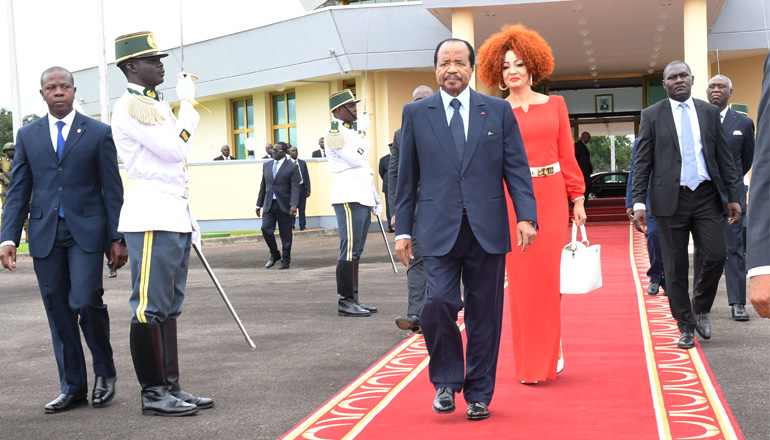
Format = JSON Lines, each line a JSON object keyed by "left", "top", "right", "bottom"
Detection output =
{"left": 324, "top": 89, "right": 383, "bottom": 317}
{"left": 112, "top": 31, "right": 213, "bottom": 417}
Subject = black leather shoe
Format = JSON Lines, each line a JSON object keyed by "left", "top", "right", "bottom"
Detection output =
{"left": 356, "top": 301, "right": 378, "bottom": 313}
{"left": 265, "top": 257, "right": 279, "bottom": 268}
{"left": 279, "top": 261, "right": 290, "bottom": 270}
{"left": 92, "top": 376, "right": 116, "bottom": 407}
{"left": 466, "top": 401, "right": 490, "bottom": 420}
{"left": 432, "top": 387, "right": 455, "bottom": 414}
{"left": 732, "top": 304, "right": 750, "bottom": 321}
{"left": 395, "top": 315, "right": 420, "bottom": 331}
{"left": 170, "top": 389, "right": 214, "bottom": 409}
{"left": 44, "top": 393, "right": 88, "bottom": 414}
{"left": 677, "top": 331, "right": 695, "bottom": 349}
{"left": 694, "top": 312, "right": 711, "bottom": 339}
{"left": 647, "top": 282, "right": 660, "bottom": 295}
{"left": 338, "top": 298, "right": 371, "bottom": 317}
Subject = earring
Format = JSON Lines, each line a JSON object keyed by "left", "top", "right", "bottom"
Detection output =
{"left": 498, "top": 80, "right": 508, "bottom": 91}
{"left": 530, "top": 75, "right": 533, "bottom": 86}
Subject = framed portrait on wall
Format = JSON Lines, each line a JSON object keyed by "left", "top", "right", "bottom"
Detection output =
{"left": 595, "top": 94, "right": 613, "bottom": 113}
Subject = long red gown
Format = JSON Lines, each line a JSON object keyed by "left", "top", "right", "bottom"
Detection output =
{"left": 505, "top": 95, "right": 585, "bottom": 383}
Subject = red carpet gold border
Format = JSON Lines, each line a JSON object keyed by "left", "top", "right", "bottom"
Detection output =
{"left": 629, "top": 224, "right": 742, "bottom": 440}
{"left": 281, "top": 313, "right": 466, "bottom": 440}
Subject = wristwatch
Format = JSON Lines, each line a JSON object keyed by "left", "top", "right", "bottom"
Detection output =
{"left": 113, "top": 238, "right": 127, "bottom": 246}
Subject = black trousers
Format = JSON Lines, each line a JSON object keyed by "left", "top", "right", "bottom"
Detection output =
{"left": 261, "top": 204, "right": 293, "bottom": 263}
{"left": 656, "top": 181, "right": 725, "bottom": 332}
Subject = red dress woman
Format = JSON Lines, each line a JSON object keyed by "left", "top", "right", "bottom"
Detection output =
{"left": 478, "top": 24, "right": 587, "bottom": 384}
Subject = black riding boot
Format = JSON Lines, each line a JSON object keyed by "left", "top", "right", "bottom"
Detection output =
{"left": 161, "top": 320, "right": 214, "bottom": 409}
{"left": 130, "top": 322, "right": 199, "bottom": 417}
{"left": 337, "top": 260, "right": 370, "bottom": 317}
{"left": 352, "top": 261, "right": 377, "bottom": 313}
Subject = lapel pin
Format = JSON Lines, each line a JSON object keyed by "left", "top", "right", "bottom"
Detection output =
{"left": 488, "top": 132, "right": 493, "bottom": 135}
{"left": 77, "top": 129, "right": 82, "bottom": 133}
{"left": 481, "top": 112, "right": 485, "bottom": 115}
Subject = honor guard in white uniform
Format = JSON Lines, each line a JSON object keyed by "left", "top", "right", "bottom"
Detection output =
{"left": 112, "top": 31, "right": 212, "bottom": 417}
{"left": 324, "top": 89, "right": 383, "bottom": 317}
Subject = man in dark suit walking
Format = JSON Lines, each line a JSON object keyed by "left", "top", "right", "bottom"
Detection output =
{"left": 395, "top": 39, "right": 537, "bottom": 420}
{"left": 632, "top": 60, "right": 742, "bottom": 349}
{"left": 748, "top": 50, "right": 770, "bottom": 319}
{"left": 288, "top": 145, "right": 311, "bottom": 231}
{"left": 378, "top": 147, "right": 392, "bottom": 232}
{"left": 0, "top": 66, "right": 127, "bottom": 413}
{"left": 256, "top": 142, "right": 300, "bottom": 269}
{"left": 574, "top": 131, "right": 593, "bottom": 201}
{"left": 692, "top": 74, "right": 755, "bottom": 321}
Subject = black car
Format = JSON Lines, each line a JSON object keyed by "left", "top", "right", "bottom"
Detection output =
{"left": 588, "top": 171, "right": 629, "bottom": 199}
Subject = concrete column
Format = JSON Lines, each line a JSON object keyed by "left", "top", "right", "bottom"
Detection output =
{"left": 683, "top": 0, "right": 708, "bottom": 100}
{"left": 450, "top": 7, "right": 478, "bottom": 89}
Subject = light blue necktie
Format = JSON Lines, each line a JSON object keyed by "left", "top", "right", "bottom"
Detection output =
{"left": 272, "top": 160, "right": 278, "bottom": 179}
{"left": 56, "top": 121, "right": 65, "bottom": 218}
{"left": 679, "top": 103, "right": 699, "bottom": 191}
{"left": 449, "top": 98, "right": 465, "bottom": 162}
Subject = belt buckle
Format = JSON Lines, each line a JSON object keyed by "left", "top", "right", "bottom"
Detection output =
{"left": 183, "top": 188, "right": 189, "bottom": 199}
{"left": 537, "top": 166, "right": 553, "bottom": 177}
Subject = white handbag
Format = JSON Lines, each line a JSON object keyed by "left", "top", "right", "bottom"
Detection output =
{"left": 560, "top": 222, "right": 602, "bottom": 294}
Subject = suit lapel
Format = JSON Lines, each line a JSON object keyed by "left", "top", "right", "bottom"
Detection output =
{"left": 36, "top": 116, "right": 59, "bottom": 164}
{"left": 722, "top": 108, "right": 737, "bottom": 135}
{"left": 426, "top": 93, "right": 462, "bottom": 171}
{"left": 694, "top": 100, "right": 711, "bottom": 156}
{"left": 462, "top": 90, "right": 485, "bottom": 173}
{"left": 60, "top": 112, "right": 86, "bottom": 162}
{"left": 659, "top": 99, "right": 680, "bottom": 153}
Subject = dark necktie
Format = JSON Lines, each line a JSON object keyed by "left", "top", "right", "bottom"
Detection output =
{"left": 56, "top": 121, "right": 65, "bottom": 218}
{"left": 679, "top": 103, "right": 699, "bottom": 191}
{"left": 449, "top": 98, "right": 465, "bottom": 162}
{"left": 295, "top": 160, "right": 303, "bottom": 184}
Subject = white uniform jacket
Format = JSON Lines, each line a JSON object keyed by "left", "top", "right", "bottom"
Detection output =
{"left": 112, "top": 84, "right": 200, "bottom": 234}
{"left": 324, "top": 118, "right": 380, "bottom": 207}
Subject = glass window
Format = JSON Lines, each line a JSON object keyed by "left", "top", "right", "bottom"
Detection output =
{"left": 230, "top": 97, "right": 254, "bottom": 159}
{"left": 270, "top": 90, "right": 297, "bottom": 146}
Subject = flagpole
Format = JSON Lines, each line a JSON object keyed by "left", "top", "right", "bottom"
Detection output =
{"left": 96, "top": 0, "right": 110, "bottom": 124}
{"left": 6, "top": 0, "right": 22, "bottom": 139}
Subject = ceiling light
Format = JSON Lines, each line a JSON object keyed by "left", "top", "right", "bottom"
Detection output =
{"left": 590, "top": 65, "right": 597, "bottom": 70}
{"left": 485, "top": 11, "right": 496, "bottom": 17}
{"left": 653, "top": 45, "right": 661, "bottom": 51}
{"left": 572, "top": 6, "right": 583, "bottom": 12}
{"left": 660, "top": 1, "right": 671, "bottom": 5}
{"left": 649, "top": 61, "right": 657, "bottom": 67}
{"left": 583, "top": 40, "right": 592, "bottom": 46}
{"left": 591, "top": 72, "right": 598, "bottom": 77}
{"left": 585, "top": 49, "right": 594, "bottom": 56}
{"left": 587, "top": 57, "right": 596, "bottom": 63}
{"left": 579, "top": 30, "right": 589, "bottom": 37}
{"left": 647, "top": 68, "right": 655, "bottom": 73}
{"left": 657, "top": 25, "right": 666, "bottom": 32}
{"left": 577, "top": 18, "right": 588, "bottom": 26}
{"left": 651, "top": 53, "right": 659, "bottom": 59}
{"left": 654, "top": 36, "right": 664, "bottom": 43}
{"left": 659, "top": 14, "right": 669, "bottom": 20}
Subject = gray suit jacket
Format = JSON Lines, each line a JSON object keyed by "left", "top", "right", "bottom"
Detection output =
{"left": 257, "top": 159, "right": 300, "bottom": 214}
{"left": 632, "top": 97, "right": 741, "bottom": 217}
{"left": 748, "top": 50, "right": 770, "bottom": 271}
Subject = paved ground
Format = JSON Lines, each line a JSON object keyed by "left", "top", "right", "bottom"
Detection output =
{"left": 0, "top": 228, "right": 767, "bottom": 439}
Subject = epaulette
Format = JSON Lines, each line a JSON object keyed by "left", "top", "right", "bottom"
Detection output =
{"left": 327, "top": 120, "right": 346, "bottom": 150}
{"left": 126, "top": 93, "right": 167, "bottom": 126}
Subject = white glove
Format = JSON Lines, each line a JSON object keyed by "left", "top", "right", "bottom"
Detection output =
{"left": 357, "top": 112, "right": 371, "bottom": 133}
{"left": 372, "top": 203, "right": 383, "bottom": 216}
{"left": 176, "top": 73, "right": 196, "bottom": 101}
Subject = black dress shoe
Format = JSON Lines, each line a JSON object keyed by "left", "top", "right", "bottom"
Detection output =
{"left": 279, "top": 261, "right": 290, "bottom": 269}
{"left": 45, "top": 393, "right": 88, "bottom": 414}
{"left": 647, "top": 282, "right": 660, "bottom": 295}
{"left": 265, "top": 257, "right": 279, "bottom": 268}
{"left": 92, "top": 376, "right": 116, "bottom": 407}
{"left": 395, "top": 315, "right": 420, "bottom": 331}
{"left": 732, "top": 304, "right": 750, "bottom": 321}
{"left": 466, "top": 401, "right": 490, "bottom": 420}
{"left": 109, "top": 270, "right": 118, "bottom": 278}
{"left": 677, "top": 331, "right": 695, "bottom": 349}
{"left": 694, "top": 312, "right": 711, "bottom": 339}
{"left": 432, "top": 387, "right": 455, "bottom": 414}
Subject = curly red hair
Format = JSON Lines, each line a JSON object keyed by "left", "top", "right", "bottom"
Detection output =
{"left": 477, "top": 24, "right": 554, "bottom": 90}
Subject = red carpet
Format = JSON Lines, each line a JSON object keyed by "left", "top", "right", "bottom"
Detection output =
{"left": 282, "top": 223, "right": 742, "bottom": 440}
{"left": 585, "top": 197, "right": 628, "bottom": 223}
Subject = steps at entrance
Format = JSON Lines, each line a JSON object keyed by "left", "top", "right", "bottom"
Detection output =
{"left": 584, "top": 197, "right": 628, "bottom": 223}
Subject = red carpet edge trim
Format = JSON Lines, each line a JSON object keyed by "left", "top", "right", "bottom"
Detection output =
{"left": 629, "top": 223, "right": 742, "bottom": 440}
{"left": 281, "top": 315, "right": 466, "bottom": 440}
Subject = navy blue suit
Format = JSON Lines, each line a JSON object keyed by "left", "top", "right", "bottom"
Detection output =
{"left": 1, "top": 112, "right": 124, "bottom": 395}
{"left": 395, "top": 89, "right": 536, "bottom": 404}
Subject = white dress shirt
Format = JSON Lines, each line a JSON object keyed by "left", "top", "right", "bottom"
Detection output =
{"left": 439, "top": 87, "right": 470, "bottom": 141}
{"left": 48, "top": 109, "right": 77, "bottom": 153}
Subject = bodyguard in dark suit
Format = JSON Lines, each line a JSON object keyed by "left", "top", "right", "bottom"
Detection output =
{"left": 213, "top": 144, "right": 232, "bottom": 160}
{"left": 256, "top": 142, "right": 300, "bottom": 269}
{"left": 632, "top": 61, "right": 742, "bottom": 349}
{"left": 0, "top": 67, "right": 127, "bottom": 413}
{"left": 748, "top": 50, "right": 770, "bottom": 318}
{"left": 288, "top": 145, "right": 311, "bottom": 231}
{"left": 395, "top": 39, "right": 537, "bottom": 420}
{"left": 378, "top": 149, "right": 392, "bottom": 231}
{"left": 574, "top": 131, "right": 593, "bottom": 200}
{"left": 693, "top": 75, "right": 755, "bottom": 321}
{"left": 312, "top": 137, "right": 326, "bottom": 158}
